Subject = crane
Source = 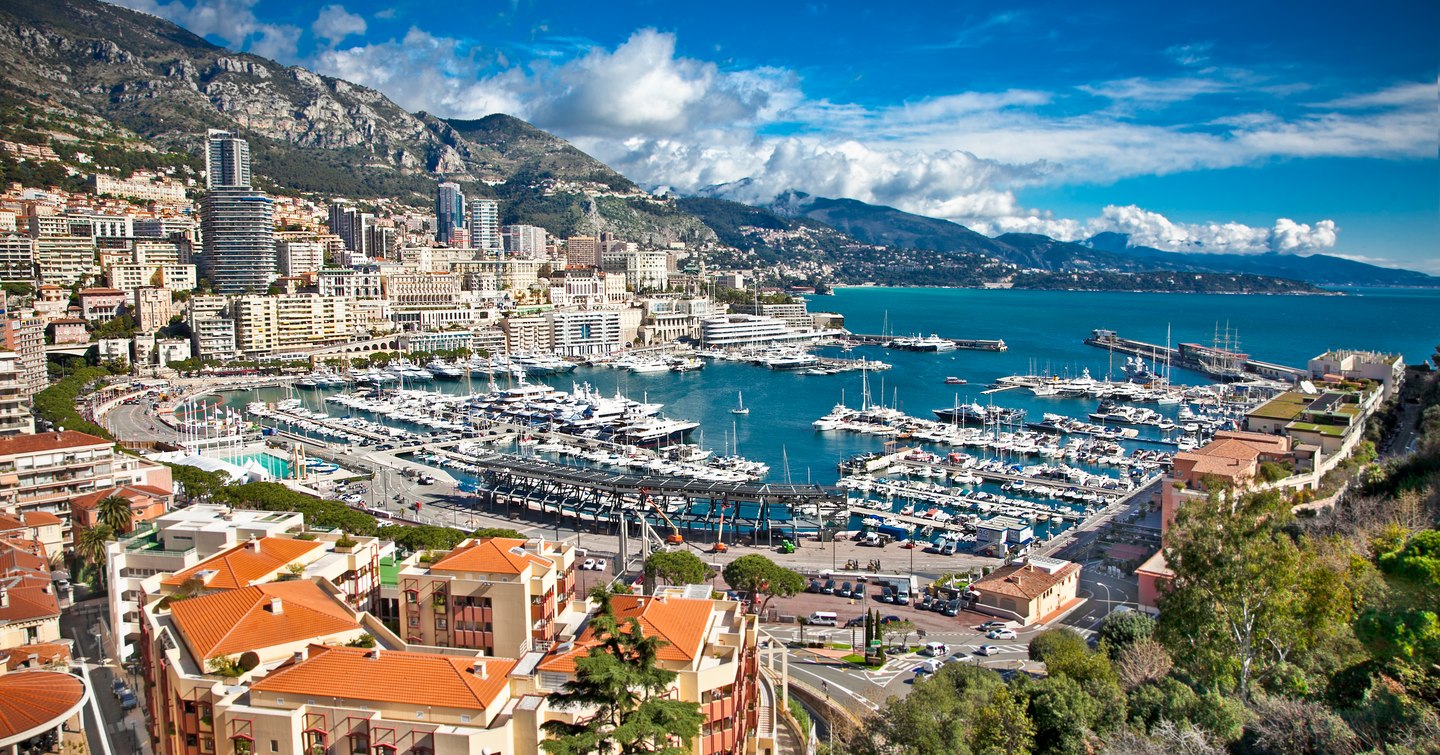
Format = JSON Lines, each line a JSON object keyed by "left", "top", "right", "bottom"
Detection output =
{"left": 639, "top": 488, "right": 685, "bottom": 545}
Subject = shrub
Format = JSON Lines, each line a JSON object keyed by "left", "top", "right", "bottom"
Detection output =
{"left": 237, "top": 651, "right": 260, "bottom": 672}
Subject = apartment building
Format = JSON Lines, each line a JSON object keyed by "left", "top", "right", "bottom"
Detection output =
{"left": 104, "top": 505, "right": 306, "bottom": 662}
{"left": 1, "top": 314, "right": 48, "bottom": 397}
{"left": 78, "top": 287, "right": 128, "bottom": 320}
{"left": 189, "top": 296, "right": 237, "bottom": 360}
{"left": 501, "top": 315, "right": 552, "bottom": 355}
{"left": 276, "top": 240, "right": 324, "bottom": 276}
{"left": 92, "top": 173, "right": 190, "bottom": 203}
{"left": 394, "top": 537, "right": 578, "bottom": 656}
{"left": 316, "top": 268, "right": 382, "bottom": 299}
{"left": 0, "top": 430, "right": 172, "bottom": 542}
{"left": 731, "top": 301, "right": 812, "bottom": 332}
{"left": 548, "top": 309, "right": 623, "bottom": 357}
{"left": 48, "top": 318, "right": 88, "bottom": 345}
{"left": 33, "top": 235, "right": 97, "bottom": 286}
{"left": 383, "top": 271, "right": 460, "bottom": 308}
{"left": 1308, "top": 349, "right": 1406, "bottom": 397}
{"left": 970, "top": 556, "right": 1082, "bottom": 626}
{"left": 0, "top": 531, "right": 63, "bottom": 653}
{"left": 502, "top": 224, "right": 547, "bottom": 257}
{"left": 108, "top": 262, "right": 197, "bottom": 292}
{"left": 135, "top": 286, "right": 177, "bottom": 333}
{"left": 0, "top": 352, "right": 34, "bottom": 436}
{"left": 232, "top": 294, "right": 362, "bottom": 357}
{"left": 0, "top": 232, "right": 34, "bottom": 282}
{"left": 564, "top": 235, "right": 599, "bottom": 268}
{"left": 699, "top": 314, "right": 819, "bottom": 347}
{"left": 133, "top": 241, "right": 183, "bottom": 266}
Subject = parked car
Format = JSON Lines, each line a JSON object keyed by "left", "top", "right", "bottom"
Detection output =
{"left": 838, "top": 581, "right": 853, "bottom": 598}
{"left": 119, "top": 691, "right": 138, "bottom": 710}
{"left": 979, "top": 621, "right": 1009, "bottom": 631}
{"left": 807, "top": 579, "right": 822, "bottom": 594}
{"left": 844, "top": 615, "right": 866, "bottom": 628}
{"left": 878, "top": 586, "right": 895, "bottom": 603}
{"left": 878, "top": 615, "right": 902, "bottom": 625}
{"left": 112, "top": 679, "right": 127, "bottom": 698}
{"left": 987, "top": 628, "right": 1018, "bottom": 640}
{"left": 922, "top": 641, "right": 949, "bottom": 657}
{"left": 975, "top": 644, "right": 1000, "bottom": 656}
{"left": 918, "top": 594, "right": 933, "bottom": 610}
{"left": 895, "top": 586, "right": 911, "bottom": 605}
{"left": 593, "top": 559, "right": 608, "bottom": 572}
{"left": 821, "top": 578, "right": 836, "bottom": 595}
{"left": 942, "top": 599, "right": 961, "bottom": 617}
{"left": 912, "top": 658, "right": 944, "bottom": 676}
{"left": 581, "top": 558, "right": 596, "bottom": 571}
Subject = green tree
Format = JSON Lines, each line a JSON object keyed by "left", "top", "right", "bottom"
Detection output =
{"left": 721, "top": 554, "right": 805, "bottom": 616}
{"left": 643, "top": 550, "right": 712, "bottom": 587}
{"left": 472, "top": 526, "right": 526, "bottom": 539}
{"left": 95, "top": 494, "right": 134, "bottom": 534}
{"left": 75, "top": 523, "right": 114, "bottom": 587}
{"left": 1027, "top": 628, "right": 1088, "bottom": 663}
{"left": 1156, "top": 491, "right": 1354, "bottom": 700}
{"left": 377, "top": 524, "right": 468, "bottom": 553}
{"left": 971, "top": 685, "right": 1034, "bottom": 755}
{"left": 1097, "top": 611, "right": 1155, "bottom": 657}
{"left": 1024, "top": 675, "right": 1103, "bottom": 755}
{"left": 540, "top": 588, "right": 703, "bottom": 754}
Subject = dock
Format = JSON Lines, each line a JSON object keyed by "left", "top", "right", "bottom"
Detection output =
{"left": 845, "top": 334, "right": 1008, "bottom": 351}
{"left": 1084, "top": 329, "right": 1305, "bottom": 382}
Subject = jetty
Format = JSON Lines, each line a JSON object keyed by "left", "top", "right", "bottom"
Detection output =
{"left": 844, "top": 334, "right": 1008, "bottom": 351}
{"left": 1084, "top": 328, "right": 1305, "bottom": 382}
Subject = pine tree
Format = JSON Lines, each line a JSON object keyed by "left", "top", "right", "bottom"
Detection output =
{"left": 541, "top": 588, "right": 704, "bottom": 754}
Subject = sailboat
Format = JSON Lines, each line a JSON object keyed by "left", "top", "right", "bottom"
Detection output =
{"left": 730, "top": 391, "right": 750, "bottom": 415}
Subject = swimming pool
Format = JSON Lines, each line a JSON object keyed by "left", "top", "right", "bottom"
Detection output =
{"left": 227, "top": 453, "right": 293, "bottom": 478}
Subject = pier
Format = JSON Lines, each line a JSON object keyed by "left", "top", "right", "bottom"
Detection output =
{"left": 844, "top": 334, "right": 1008, "bottom": 351}
{"left": 1084, "top": 329, "right": 1306, "bottom": 382}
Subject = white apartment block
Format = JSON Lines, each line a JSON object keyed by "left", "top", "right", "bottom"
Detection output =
{"left": 34, "top": 235, "right": 98, "bottom": 286}
{"left": 276, "top": 240, "right": 325, "bottom": 276}
{"left": 502, "top": 224, "right": 547, "bottom": 257}
{"left": 700, "top": 314, "right": 820, "bottom": 347}
{"left": 501, "top": 315, "right": 552, "bottom": 355}
{"left": 107, "top": 263, "right": 197, "bottom": 293}
{"left": 2, "top": 314, "right": 48, "bottom": 398}
{"left": 548, "top": 309, "right": 622, "bottom": 357}
{"left": 0, "top": 232, "right": 34, "bottom": 282}
{"left": 0, "top": 351, "right": 34, "bottom": 436}
{"left": 73, "top": 213, "right": 134, "bottom": 240}
{"left": 317, "top": 268, "right": 382, "bottom": 299}
{"left": 188, "top": 296, "right": 237, "bottom": 360}
{"left": 132, "top": 241, "right": 182, "bottom": 266}
{"left": 603, "top": 248, "right": 669, "bottom": 291}
{"left": 156, "top": 338, "right": 191, "bottom": 366}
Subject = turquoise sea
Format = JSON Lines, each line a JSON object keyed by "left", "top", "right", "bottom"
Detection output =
{"left": 228, "top": 287, "right": 1440, "bottom": 487}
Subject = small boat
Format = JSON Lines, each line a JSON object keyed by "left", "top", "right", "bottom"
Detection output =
{"left": 730, "top": 392, "right": 749, "bottom": 415}
{"left": 944, "top": 376, "right": 967, "bottom": 385}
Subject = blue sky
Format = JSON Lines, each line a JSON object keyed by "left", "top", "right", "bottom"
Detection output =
{"left": 114, "top": 0, "right": 1438, "bottom": 271}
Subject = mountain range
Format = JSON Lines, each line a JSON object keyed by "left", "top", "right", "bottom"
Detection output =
{"left": 0, "top": 0, "right": 1432, "bottom": 289}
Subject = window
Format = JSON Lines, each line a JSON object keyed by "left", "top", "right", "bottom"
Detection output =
{"left": 271, "top": 742, "right": 279, "bottom": 753}
{"left": 435, "top": 618, "right": 447, "bottom": 631}
{"left": 349, "top": 734, "right": 369, "bottom": 754}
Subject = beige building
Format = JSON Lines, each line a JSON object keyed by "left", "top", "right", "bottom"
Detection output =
{"left": 501, "top": 315, "right": 552, "bottom": 355}
{"left": 383, "top": 271, "right": 461, "bottom": 307}
{"left": 276, "top": 240, "right": 325, "bottom": 276}
{"left": 189, "top": 295, "right": 238, "bottom": 360}
{"left": 92, "top": 173, "right": 189, "bottom": 203}
{"left": 135, "top": 286, "right": 177, "bottom": 333}
{"left": 0, "top": 352, "right": 34, "bottom": 436}
{"left": 33, "top": 235, "right": 97, "bottom": 286}
{"left": 1308, "top": 349, "right": 1406, "bottom": 397}
{"left": 395, "top": 537, "right": 577, "bottom": 655}
{"left": 0, "top": 430, "right": 173, "bottom": 542}
{"left": 564, "top": 235, "right": 599, "bottom": 268}
{"left": 108, "top": 262, "right": 197, "bottom": 293}
{"left": 1, "top": 314, "right": 48, "bottom": 398}
{"left": 970, "top": 556, "right": 1082, "bottom": 625}
{"left": 0, "top": 232, "right": 34, "bottom": 282}
{"left": 232, "top": 294, "right": 363, "bottom": 356}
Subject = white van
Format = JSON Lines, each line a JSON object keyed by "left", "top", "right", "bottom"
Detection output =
{"left": 923, "top": 641, "right": 949, "bottom": 657}
{"left": 807, "top": 611, "right": 838, "bottom": 626}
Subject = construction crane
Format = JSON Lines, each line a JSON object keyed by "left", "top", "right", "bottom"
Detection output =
{"left": 711, "top": 503, "right": 730, "bottom": 553}
{"left": 640, "top": 488, "right": 685, "bottom": 545}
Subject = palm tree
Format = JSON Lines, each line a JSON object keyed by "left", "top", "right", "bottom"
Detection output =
{"left": 96, "top": 494, "right": 134, "bottom": 534}
{"left": 75, "top": 523, "right": 114, "bottom": 588}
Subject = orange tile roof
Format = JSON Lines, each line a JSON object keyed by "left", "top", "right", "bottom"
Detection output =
{"left": 162, "top": 537, "right": 322, "bottom": 590}
{"left": 0, "top": 576, "right": 61, "bottom": 624}
{"left": 252, "top": 644, "right": 516, "bottom": 711}
{"left": 428, "top": 538, "right": 554, "bottom": 575}
{"left": 0, "top": 671, "right": 86, "bottom": 741}
{"left": 167, "top": 580, "right": 359, "bottom": 661}
{"left": 0, "top": 430, "right": 110, "bottom": 457}
{"left": 0, "top": 538, "right": 50, "bottom": 575}
{"left": 21, "top": 512, "right": 62, "bottom": 527}
{"left": 0, "top": 514, "right": 23, "bottom": 532}
{"left": 70, "top": 484, "right": 172, "bottom": 511}
{"left": 538, "top": 594, "right": 714, "bottom": 673}
{"left": 4, "top": 642, "right": 71, "bottom": 671}
{"left": 973, "top": 562, "right": 1081, "bottom": 600}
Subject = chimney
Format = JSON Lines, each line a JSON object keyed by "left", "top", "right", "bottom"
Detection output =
{"left": 292, "top": 647, "right": 308, "bottom": 663}
{"left": 268, "top": 598, "right": 283, "bottom": 614}
{"left": 248, "top": 538, "right": 262, "bottom": 552}
{"left": 365, "top": 648, "right": 381, "bottom": 660}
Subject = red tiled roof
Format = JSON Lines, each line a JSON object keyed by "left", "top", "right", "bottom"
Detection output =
{"left": 69, "top": 484, "right": 172, "bottom": 511}
{"left": 167, "top": 580, "right": 358, "bottom": 661}
{"left": 428, "top": 538, "right": 554, "bottom": 575}
{"left": 162, "top": 537, "right": 322, "bottom": 590}
{"left": 252, "top": 644, "right": 516, "bottom": 711}
{"left": 973, "top": 562, "right": 1081, "bottom": 601}
{"left": 0, "top": 430, "right": 110, "bottom": 457}
{"left": 0, "top": 514, "right": 22, "bottom": 532}
{"left": 4, "top": 642, "right": 71, "bottom": 671}
{"left": 0, "top": 671, "right": 86, "bottom": 741}
{"left": 0, "top": 538, "right": 50, "bottom": 575}
{"left": 21, "top": 512, "right": 62, "bottom": 527}
{"left": 0, "top": 576, "right": 61, "bottom": 624}
{"left": 538, "top": 594, "right": 713, "bottom": 673}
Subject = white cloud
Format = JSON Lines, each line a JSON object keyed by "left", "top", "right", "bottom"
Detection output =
{"left": 110, "top": 0, "right": 303, "bottom": 62}
{"left": 968, "top": 205, "right": 1341, "bottom": 255}
{"left": 312, "top": 4, "right": 367, "bottom": 47}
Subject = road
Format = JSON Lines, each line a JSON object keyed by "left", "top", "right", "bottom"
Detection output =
{"left": 63, "top": 597, "right": 148, "bottom": 755}
{"left": 104, "top": 403, "right": 180, "bottom": 443}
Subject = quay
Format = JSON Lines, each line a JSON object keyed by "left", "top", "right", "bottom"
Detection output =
{"left": 844, "top": 334, "right": 1008, "bottom": 351}
{"left": 1084, "top": 329, "right": 1305, "bottom": 382}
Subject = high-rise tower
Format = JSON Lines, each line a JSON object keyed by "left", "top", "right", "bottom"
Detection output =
{"left": 435, "top": 181, "right": 465, "bottom": 245}
{"left": 200, "top": 130, "right": 274, "bottom": 294}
